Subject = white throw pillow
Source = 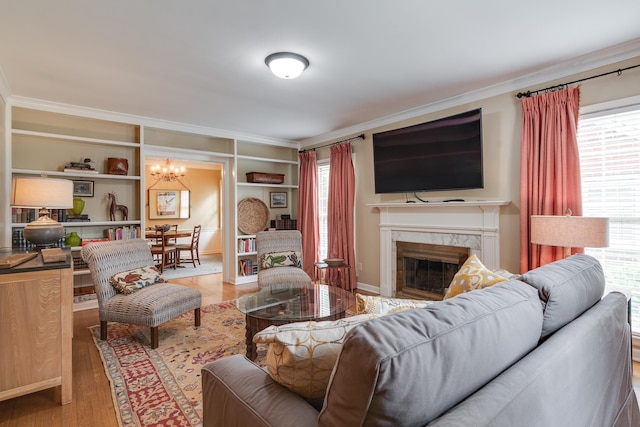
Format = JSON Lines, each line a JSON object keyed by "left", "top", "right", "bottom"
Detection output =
{"left": 253, "top": 314, "right": 379, "bottom": 405}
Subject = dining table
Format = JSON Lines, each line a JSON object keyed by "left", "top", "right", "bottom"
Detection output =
{"left": 145, "top": 230, "right": 192, "bottom": 245}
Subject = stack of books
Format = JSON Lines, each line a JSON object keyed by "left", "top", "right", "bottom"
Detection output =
{"left": 66, "top": 214, "right": 90, "bottom": 222}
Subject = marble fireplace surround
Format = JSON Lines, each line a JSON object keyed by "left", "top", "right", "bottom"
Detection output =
{"left": 369, "top": 201, "right": 510, "bottom": 297}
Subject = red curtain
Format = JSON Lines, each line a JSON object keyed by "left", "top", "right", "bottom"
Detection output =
{"left": 297, "top": 151, "right": 319, "bottom": 278}
{"left": 520, "top": 87, "right": 583, "bottom": 272}
{"left": 327, "top": 143, "right": 356, "bottom": 290}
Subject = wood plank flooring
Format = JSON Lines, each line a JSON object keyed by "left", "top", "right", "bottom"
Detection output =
{"left": 1, "top": 272, "right": 639, "bottom": 426}
{"left": 0, "top": 273, "right": 259, "bottom": 427}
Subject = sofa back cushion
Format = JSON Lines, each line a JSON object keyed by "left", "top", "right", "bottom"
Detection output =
{"left": 318, "top": 281, "right": 543, "bottom": 427}
{"left": 520, "top": 253, "right": 605, "bottom": 338}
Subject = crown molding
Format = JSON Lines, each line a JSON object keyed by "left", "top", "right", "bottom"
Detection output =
{"left": 300, "top": 38, "right": 640, "bottom": 147}
{"left": 7, "top": 95, "right": 300, "bottom": 149}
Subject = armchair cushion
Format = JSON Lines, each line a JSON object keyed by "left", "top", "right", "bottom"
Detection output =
{"left": 260, "top": 250, "right": 303, "bottom": 269}
{"left": 109, "top": 265, "right": 166, "bottom": 295}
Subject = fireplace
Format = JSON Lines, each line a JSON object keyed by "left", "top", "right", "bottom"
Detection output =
{"left": 370, "top": 200, "right": 509, "bottom": 297}
{"left": 396, "top": 242, "right": 469, "bottom": 300}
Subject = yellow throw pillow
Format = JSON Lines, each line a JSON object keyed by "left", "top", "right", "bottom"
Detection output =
{"left": 443, "top": 254, "right": 507, "bottom": 299}
{"left": 355, "top": 293, "right": 434, "bottom": 315}
{"left": 253, "top": 314, "right": 379, "bottom": 405}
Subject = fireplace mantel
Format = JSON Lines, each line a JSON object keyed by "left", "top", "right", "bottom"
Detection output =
{"left": 369, "top": 201, "right": 510, "bottom": 297}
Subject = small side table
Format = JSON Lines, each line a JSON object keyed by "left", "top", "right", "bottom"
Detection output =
{"left": 314, "top": 261, "right": 352, "bottom": 289}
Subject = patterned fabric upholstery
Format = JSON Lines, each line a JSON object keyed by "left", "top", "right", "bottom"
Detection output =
{"left": 256, "top": 230, "right": 312, "bottom": 288}
{"left": 82, "top": 239, "right": 202, "bottom": 332}
{"left": 253, "top": 314, "right": 379, "bottom": 407}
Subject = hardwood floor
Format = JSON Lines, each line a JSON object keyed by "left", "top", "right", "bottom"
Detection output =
{"left": 1, "top": 273, "right": 639, "bottom": 426}
{"left": 0, "top": 273, "right": 258, "bottom": 427}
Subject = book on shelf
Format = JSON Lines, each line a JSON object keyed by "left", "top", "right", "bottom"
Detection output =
{"left": 63, "top": 168, "right": 99, "bottom": 174}
{"left": 238, "top": 259, "right": 258, "bottom": 276}
{"left": 238, "top": 237, "right": 256, "bottom": 253}
{"left": 104, "top": 226, "right": 142, "bottom": 241}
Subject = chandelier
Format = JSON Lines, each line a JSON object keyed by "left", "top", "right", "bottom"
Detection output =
{"left": 150, "top": 159, "right": 186, "bottom": 182}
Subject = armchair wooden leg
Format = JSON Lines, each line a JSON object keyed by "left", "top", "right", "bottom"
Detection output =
{"left": 100, "top": 321, "right": 108, "bottom": 340}
{"left": 151, "top": 326, "right": 159, "bottom": 349}
{"left": 195, "top": 308, "right": 201, "bottom": 327}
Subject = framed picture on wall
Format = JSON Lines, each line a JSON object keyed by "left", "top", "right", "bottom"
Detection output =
{"left": 149, "top": 189, "right": 190, "bottom": 219}
{"left": 270, "top": 192, "right": 287, "bottom": 208}
{"left": 72, "top": 180, "right": 94, "bottom": 197}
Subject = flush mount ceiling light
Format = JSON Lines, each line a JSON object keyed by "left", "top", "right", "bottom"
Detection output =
{"left": 265, "top": 52, "right": 309, "bottom": 79}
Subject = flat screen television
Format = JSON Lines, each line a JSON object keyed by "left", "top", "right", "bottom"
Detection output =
{"left": 372, "top": 108, "right": 483, "bottom": 194}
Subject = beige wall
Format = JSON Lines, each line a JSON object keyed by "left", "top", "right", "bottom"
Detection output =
{"left": 313, "top": 56, "right": 640, "bottom": 291}
{"left": 145, "top": 165, "right": 222, "bottom": 254}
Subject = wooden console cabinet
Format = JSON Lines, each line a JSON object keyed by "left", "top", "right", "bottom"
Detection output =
{"left": 0, "top": 250, "right": 73, "bottom": 404}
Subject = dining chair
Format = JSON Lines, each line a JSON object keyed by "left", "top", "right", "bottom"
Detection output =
{"left": 176, "top": 225, "right": 202, "bottom": 267}
{"left": 150, "top": 228, "right": 177, "bottom": 272}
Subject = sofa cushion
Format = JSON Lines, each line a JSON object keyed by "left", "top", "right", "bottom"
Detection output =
{"left": 318, "top": 280, "right": 543, "bottom": 427}
{"left": 443, "top": 254, "right": 507, "bottom": 299}
{"left": 253, "top": 314, "right": 379, "bottom": 408}
{"left": 520, "top": 253, "right": 605, "bottom": 338}
{"left": 109, "top": 265, "right": 166, "bottom": 294}
{"left": 260, "top": 250, "right": 303, "bottom": 269}
{"left": 355, "top": 293, "right": 435, "bottom": 315}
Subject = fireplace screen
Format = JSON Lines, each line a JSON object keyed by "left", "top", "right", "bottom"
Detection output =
{"left": 396, "top": 242, "right": 469, "bottom": 300}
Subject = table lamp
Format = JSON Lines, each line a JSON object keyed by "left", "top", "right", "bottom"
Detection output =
{"left": 530, "top": 212, "right": 609, "bottom": 258}
{"left": 11, "top": 177, "right": 73, "bottom": 249}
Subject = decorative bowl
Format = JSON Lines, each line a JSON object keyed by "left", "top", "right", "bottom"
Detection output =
{"left": 155, "top": 224, "right": 171, "bottom": 232}
{"left": 323, "top": 258, "right": 344, "bottom": 267}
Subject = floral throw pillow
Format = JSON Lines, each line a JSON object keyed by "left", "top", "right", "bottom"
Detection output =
{"left": 109, "top": 265, "right": 166, "bottom": 295}
{"left": 443, "top": 254, "right": 507, "bottom": 299}
{"left": 260, "top": 250, "right": 302, "bottom": 269}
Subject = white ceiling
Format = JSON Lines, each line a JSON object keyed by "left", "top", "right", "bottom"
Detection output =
{"left": 1, "top": 1, "right": 640, "bottom": 146}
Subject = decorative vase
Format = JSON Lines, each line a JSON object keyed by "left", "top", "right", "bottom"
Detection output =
{"left": 65, "top": 231, "right": 82, "bottom": 247}
{"left": 71, "top": 198, "right": 85, "bottom": 215}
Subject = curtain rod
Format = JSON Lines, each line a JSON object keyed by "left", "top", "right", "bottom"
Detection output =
{"left": 515, "top": 63, "right": 640, "bottom": 99}
{"left": 299, "top": 133, "right": 365, "bottom": 153}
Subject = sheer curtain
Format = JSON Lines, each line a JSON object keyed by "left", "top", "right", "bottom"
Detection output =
{"left": 297, "top": 150, "right": 319, "bottom": 278}
{"left": 519, "top": 87, "right": 583, "bottom": 271}
{"left": 327, "top": 143, "right": 356, "bottom": 290}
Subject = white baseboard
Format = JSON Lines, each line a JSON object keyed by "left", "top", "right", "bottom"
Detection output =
{"left": 355, "top": 281, "right": 379, "bottom": 295}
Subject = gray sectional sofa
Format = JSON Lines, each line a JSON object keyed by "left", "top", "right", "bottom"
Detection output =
{"left": 202, "top": 254, "right": 640, "bottom": 426}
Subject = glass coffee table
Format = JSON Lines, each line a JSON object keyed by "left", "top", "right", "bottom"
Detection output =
{"left": 236, "top": 284, "right": 354, "bottom": 360}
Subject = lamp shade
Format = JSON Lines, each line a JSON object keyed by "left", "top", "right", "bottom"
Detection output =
{"left": 530, "top": 215, "right": 609, "bottom": 248}
{"left": 11, "top": 177, "right": 73, "bottom": 209}
{"left": 265, "top": 52, "right": 309, "bottom": 79}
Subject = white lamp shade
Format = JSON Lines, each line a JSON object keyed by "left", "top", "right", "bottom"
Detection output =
{"left": 530, "top": 215, "right": 609, "bottom": 248}
{"left": 11, "top": 177, "right": 73, "bottom": 209}
{"left": 265, "top": 52, "right": 309, "bottom": 79}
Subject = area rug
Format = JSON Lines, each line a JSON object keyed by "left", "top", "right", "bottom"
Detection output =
{"left": 89, "top": 300, "right": 266, "bottom": 427}
{"left": 161, "top": 254, "right": 223, "bottom": 281}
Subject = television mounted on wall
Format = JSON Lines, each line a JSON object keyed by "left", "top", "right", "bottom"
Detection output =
{"left": 372, "top": 108, "right": 483, "bottom": 194}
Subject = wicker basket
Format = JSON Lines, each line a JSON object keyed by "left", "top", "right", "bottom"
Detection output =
{"left": 238, "top": 197, "right": 270, "bottom": 234}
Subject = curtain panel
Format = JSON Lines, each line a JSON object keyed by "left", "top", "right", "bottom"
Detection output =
{"left": 519, "top": 87, "right": 583, "bottom": 271}
{"left": 297, "top": 150, "right": 319, "bottom": 278}
{"left": 327, "top": 143, "right": 357, "bottom": 290}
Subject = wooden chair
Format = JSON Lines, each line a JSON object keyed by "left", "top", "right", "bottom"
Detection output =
{"left": 256, "top": 230, "right": 312, "bottom": 288}
{"left": 176, "top": 225, "right": 202, "bottom": 267}
{"left": 82, "top": 239, "right": 201, "bottom": 349}
{"left": 150, "top": 228, "right": 177, "bottom": 272}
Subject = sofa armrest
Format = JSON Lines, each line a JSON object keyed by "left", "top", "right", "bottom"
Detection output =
{"left": 202, "top": 354, "right": 319, "bottom": 427}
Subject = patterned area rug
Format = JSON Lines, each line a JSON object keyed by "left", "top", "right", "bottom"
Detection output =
{"left": 89, "top": 300, "right": 266, "bottom": 427}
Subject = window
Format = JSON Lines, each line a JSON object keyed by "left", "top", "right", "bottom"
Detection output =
{"left": 577, "top": 101, "right": 640, "bottom": 334}
{"left": 318, "top": 160, "right": 330, "bottom": 261}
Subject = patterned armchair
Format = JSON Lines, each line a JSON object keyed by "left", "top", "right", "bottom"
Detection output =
{"left": 256, "top": 230, "right": 312, "bottom": 288}
{"left": 82, "top": 239, "right": 202, "bottom": 348}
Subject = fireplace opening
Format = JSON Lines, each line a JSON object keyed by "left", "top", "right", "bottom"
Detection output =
{"left": 396, "top": 242, "right": 469, "bottom": 300}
